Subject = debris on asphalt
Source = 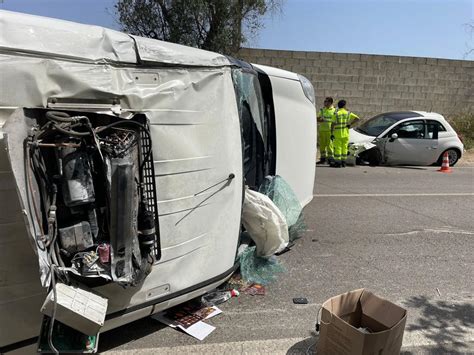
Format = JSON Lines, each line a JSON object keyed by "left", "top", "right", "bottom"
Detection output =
{"left": 292, "top": 297, "right": 308, "bottom": 304}
{"left": 238, "top": 246, "right": 285, "bottom": 285}
{"left": 259, "top": 175, "right": 306, "bottom": 242}
{"left": 233, "top": 177, "right": 309, "bottom": 289}
{"left": 201, "top": 289, "right": 239, "bottom": 306}
{"left": 222, "top": 273, "right": 266, "bottom": 296}
{"left": 436, "top": 288, "right": 442, "bottom": 297}
{"left": 152, "top": 301, "right": 222, "bottom": 341}
{"left": 241, "top": 283, "right": 266, "bottom": 296}
{"left": 225, "top": 273, "right": 248, "bottom": 291}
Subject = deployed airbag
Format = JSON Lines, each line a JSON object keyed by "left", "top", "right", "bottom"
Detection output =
{"left": 241, "top": 187, "right": 289, "bottom": 257}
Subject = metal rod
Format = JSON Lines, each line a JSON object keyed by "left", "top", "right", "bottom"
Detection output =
{"left": 29, "top": 142, "right": 81, "bottom": 148}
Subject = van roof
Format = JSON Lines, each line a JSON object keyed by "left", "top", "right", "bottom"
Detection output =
{"left": 0, "top": 10, "right": 231, "bottom": 67}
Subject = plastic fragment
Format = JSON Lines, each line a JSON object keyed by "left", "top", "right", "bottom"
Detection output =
{"left": 259, "top": 175, "right": 306, "bottom": 242}
{"left": 201, "top": 289, "right": 239, "bottom": 306}
{"left": 238, "top": 246, "right": 285, "bottom": 285}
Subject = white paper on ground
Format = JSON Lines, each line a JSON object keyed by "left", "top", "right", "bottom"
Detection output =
{"left": 178, "top": 321, "right": 216, "bottom": 341}
{"left": 153, "top": 314, "right": 216, "bottom": 341}
{"left": 151, "top": 306, "right": 222, "bottom": 340}
{"left": 204, "top": 306, "right": 222, "bottom": 319}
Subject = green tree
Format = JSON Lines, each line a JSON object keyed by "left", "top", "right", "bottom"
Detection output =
{"left": 115, "top": 0, "right": 282, "bottom": 55}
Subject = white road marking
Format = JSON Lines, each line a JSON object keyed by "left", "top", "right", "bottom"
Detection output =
{"left": 314, "top": 193, "right": 474, "bottom": 197}
{"left": 386, "top": 228, "right": 474, "bottom": 236}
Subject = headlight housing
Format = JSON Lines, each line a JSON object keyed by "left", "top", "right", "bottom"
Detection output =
{"left": 298, "top": 74, "right": 315, "bottom": 104}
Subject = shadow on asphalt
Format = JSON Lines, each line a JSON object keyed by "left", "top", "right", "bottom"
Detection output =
{"left": 98, "top": 317, "right": 167, "bottom": 352}
{"left": 287, "top": 332, "right": 319, "bottom": 354}
{"left": 385, "top": 165, "right": 429, "bottom": 170}
{"left": 286, "top": 296, "right": 474, "bottom": 355}
{"left": 401, "top": 296, "right": 474, "bottom": 354}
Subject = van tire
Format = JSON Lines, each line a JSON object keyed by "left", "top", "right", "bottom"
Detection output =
{"left": 437, "top": 148, "right": 460, "bottom": 166}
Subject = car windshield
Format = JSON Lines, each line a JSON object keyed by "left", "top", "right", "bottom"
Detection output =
{"left": 355, "top": 112, "right": 422, "bottom": 137}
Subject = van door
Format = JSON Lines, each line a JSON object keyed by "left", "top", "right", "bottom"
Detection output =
{"left": 253, "top": 66, "right": 316, "bottom": 207}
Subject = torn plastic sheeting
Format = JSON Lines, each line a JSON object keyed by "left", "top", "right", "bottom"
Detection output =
{"left": 238, "top": 246, "right": 285, "bottom": 285}
{"left": 241, "top": 187, "right": 289, "bottom": 258}
{"left": 259, "top": 175, "right": 306, "bottom": 242}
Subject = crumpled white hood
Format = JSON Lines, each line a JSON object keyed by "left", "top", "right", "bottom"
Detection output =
{"left": 349, "top": 128, "right": 375, "bottom": 144}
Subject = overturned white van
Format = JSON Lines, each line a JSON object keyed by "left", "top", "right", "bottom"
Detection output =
{"left": 0, "top": 10, "right": 316, "bottom": 351}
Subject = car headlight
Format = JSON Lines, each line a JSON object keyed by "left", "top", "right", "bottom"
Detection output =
{"left": 298, "top": 74, "right": 315, "bottom": 104}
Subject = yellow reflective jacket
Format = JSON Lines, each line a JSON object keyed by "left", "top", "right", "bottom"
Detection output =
{"left": 332, "top": 108, "right": 359, "bottom": 138}
{"left": 318, "top": 106, "right": 336, "bottom": 132}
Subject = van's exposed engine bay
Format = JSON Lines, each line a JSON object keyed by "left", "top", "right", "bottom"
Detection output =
{"left": 26, "top": 110, "right": 159, "bottom": 287}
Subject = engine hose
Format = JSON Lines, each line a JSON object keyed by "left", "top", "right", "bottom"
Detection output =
{"left": 45, "top": 185, "right": 57, "bottom": 248}
{"left": 95, "top": 119, "right": 148, "bottom": 135}
{"left": 46, "top": 111, "right": 76, "bottom": 123}
{"left": 50, "top": 238, "right": 59, "bottom": 266}
{"left": 54, "top": 242, "right": 65, "bottom": 268}
{"left": 52, "top": 124, "right": 91, "bottom": 137}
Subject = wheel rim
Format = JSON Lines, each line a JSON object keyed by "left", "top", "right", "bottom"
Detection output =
{"left": 447, "top": 150, "right": 457, "bottom": 165}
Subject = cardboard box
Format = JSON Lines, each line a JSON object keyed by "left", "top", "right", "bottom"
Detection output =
{"left": 318, "top": 289, "right": 407, "bottom": 355}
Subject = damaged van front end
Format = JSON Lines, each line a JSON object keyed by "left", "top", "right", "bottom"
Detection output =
{"left": 0, "top": 10, "right": 243, "bottom": 351}
{"left": 0, "top": 10, "right": 316, "bottom": 353}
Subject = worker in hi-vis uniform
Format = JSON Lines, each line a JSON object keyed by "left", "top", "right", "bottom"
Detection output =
{"left": 330, "top": 99, "right": 360, "bottom": 168}
{"left": 316, "top": 97, "right": 336, "bottom": 165}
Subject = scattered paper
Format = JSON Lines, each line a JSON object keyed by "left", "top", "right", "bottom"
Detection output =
{"left": 152, "top": 302, "right": 222, "bottom": 341}
{"left": 153, "top": 313, "right": 216, "bottom": 341}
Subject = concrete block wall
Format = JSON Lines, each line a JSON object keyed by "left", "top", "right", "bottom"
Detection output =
{"left": 238, "top": 48, "right": 474, "bottom": 119}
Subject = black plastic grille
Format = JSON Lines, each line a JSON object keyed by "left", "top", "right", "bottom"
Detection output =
{"left": 138, "top": 119, "right": 161, "bottom": 260}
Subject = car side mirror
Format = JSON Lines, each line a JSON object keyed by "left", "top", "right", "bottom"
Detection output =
{"left": 391, "top": 133, "right": 398, "bottom": 140}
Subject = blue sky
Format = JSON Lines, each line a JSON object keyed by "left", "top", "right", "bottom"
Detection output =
{"left": 1, "top": 0, "right": 473, "bottom": 60}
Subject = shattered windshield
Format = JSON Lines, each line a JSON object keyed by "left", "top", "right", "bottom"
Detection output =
{"left": 356, "top": 112, "right": 421, "bottom": 137}
{"left": 232, "top": 69, "right": 266, "bottom": 146}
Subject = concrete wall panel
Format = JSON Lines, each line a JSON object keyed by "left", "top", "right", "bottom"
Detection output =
{"left": 239, "top": 48, "right": 473, "bottom": 119}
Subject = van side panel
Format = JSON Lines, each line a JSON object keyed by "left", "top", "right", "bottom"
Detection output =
{"left": 269, "top": 76, "right": 316, "bottom": 206}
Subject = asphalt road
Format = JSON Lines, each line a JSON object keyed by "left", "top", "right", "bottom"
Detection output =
{"left": 101, "top": 165, "right": 474, "bottom": 354}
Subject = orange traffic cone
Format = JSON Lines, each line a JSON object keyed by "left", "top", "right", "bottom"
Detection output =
{"left": 438, "top": 152, "right": 452, "bottom": 173}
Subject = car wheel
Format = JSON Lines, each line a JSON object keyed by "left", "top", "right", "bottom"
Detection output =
{"left": 437, "top": 149, "right": 460, "bottom": 166}
{"left": 365, "top": 148, "right": 382, "bottom": 166}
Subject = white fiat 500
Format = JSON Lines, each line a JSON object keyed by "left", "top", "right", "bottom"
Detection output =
{"left": 349, "top": 111, "right": 464, "bottom": 166}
